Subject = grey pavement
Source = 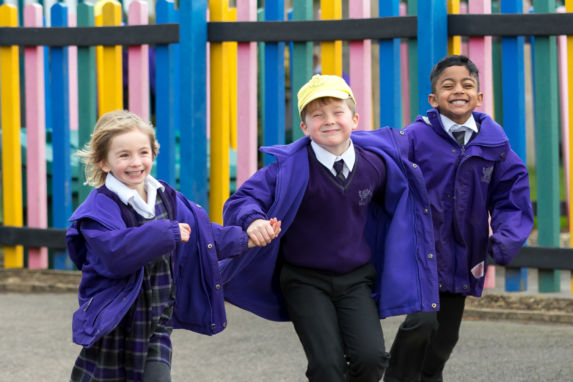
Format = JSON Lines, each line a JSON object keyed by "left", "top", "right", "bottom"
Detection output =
{"left": 1, "top": 292, "right": 573, "bottom": 382}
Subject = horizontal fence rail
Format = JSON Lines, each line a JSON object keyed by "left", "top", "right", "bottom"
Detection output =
{"left": 1, "top": 225, "right": 572, "bottom": 270}
{"left": 0, "top": 226, "right": 67, "bottom": 251}
{"left": 2, "top": 13, "right": 573, "bottom": 47}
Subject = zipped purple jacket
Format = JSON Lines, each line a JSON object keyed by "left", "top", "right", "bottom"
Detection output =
{"left": 221, "top": 127, "right": 440, "bottom": 321}
{"left": 66, "top": 182, "right": 248, "bottom": 347}
{"left": 404, "top": 109, "right": 534, "bottom": 296}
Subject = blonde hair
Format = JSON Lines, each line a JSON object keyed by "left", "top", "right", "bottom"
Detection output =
{"left": 77, "top": 110, "right": 160, "bottom": 187}
{"left": 300, "top": 97, "right": 356, "bottom": 121}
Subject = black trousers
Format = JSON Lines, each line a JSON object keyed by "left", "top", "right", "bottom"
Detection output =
{"left": 280, "top": 262, "right": 388, "bottom": 382}
{"left": 384, "top": 292, "right": 466, "bottom": 382}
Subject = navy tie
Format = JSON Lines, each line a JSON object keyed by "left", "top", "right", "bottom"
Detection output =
{"left": 333, "top": 159, "right": 346, "bottom": 181}
{"left": 452, "top": 130, "right": 465, "bottom": 146}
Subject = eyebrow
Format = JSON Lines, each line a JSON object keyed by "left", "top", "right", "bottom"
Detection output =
{"left": 440, "top": 77, "right": 476, "bottom": 84}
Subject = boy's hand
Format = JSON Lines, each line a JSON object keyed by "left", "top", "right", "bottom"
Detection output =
{"left": 179, "top": 223, "right": 191, "bottom": 243}
{"left": 247, "top": 218, "right": 282, "bottom": 248}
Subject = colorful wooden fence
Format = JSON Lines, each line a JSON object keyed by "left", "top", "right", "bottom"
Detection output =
{"left": 0, "top": 0, "right": 573, "bottom": 295}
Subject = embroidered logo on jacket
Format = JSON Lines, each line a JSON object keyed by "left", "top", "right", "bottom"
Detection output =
{"left": 358, "top": 188, "right": 373, "bottom": 206}
{"left": 481, "top": 166, "right": 494, "bottom": 183}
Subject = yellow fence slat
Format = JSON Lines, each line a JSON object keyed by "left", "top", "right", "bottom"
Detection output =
{"left": 0, "top": 4, "right": 23, "bottom": 267}
{"left": 448, "top": 0, "right": 461, "bottom": 55}
{"left": 320, "top": 0, "right": 342, "bottom": 76}
{"left": 566, "top": 0, "right": 573, "bottom": 294}
{"left": 97, "top": 0, "right": 123, "bottom": 116}
{"left": 209, "top": 0, "right": 230, "bottom": 223}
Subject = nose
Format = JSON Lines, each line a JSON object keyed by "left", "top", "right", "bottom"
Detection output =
{"left": 324, "top": 112, "right": 336, "bottom": 124}
{"left": 130, "top": 155, "right": 142, "bottom": 166}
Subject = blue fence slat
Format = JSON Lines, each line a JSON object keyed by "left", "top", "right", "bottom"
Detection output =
{"left": 263, "top": 0, "right": 285, "bottom": 165}
{"left": 501, "top": 0, "right": 528, "bottom": 292}
{"left": 416, "top": 0, "right": 447, "bottom": 114}
{"left": 179, "top": 1, "right": 208, "bottom": 206}
{"left": 155, "top": 0, "right": 177, "bottom": 186}
{"left": 379, "top": 0, "right": 402, "bottom": 129}
{"left": 50, "top": 3, "right": 73, "bottom": 270}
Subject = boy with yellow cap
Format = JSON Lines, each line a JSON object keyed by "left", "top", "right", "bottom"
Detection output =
{"left": 221, "top": 74, "right": 439, "bottom": 382}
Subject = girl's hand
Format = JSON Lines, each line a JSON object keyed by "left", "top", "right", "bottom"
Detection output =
{"left": 179, "top": 223, "right": 191, "bottom": 243}
{"left": 247, "top": 217, "right": 282, "bottom": 248}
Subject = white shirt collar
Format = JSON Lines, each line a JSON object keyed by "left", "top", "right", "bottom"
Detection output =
{"left": 310, "top": 140, "right": 355, "bottom": 177}
{"left": 440, "top": 114, "right": 478, "bottom": 145}
{"left": 105, "top": 173, "right": 164, "bottom": 219}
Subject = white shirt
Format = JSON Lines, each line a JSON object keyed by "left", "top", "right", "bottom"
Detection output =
{"left": 310, "top": 140, "right": 355, "bottom": 178}
{"left": 105, "top": 173, "right": 165, "bottom": 219}
{"left": 440, "top": 114, "right": 478, "bottom": 145}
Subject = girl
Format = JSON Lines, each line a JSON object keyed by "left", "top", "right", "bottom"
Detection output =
{"left": 67, "top": 110, "right": 280, "bottom": 381}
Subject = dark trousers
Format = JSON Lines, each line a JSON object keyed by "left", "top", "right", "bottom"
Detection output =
{"left": 280, "top": 262, "right": 388, "bottom": 382}
{"left": 384, "top": 292, "right": 466, "bottom": 382}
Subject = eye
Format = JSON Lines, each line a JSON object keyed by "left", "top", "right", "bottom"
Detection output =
{"left": 119, "top": 153, "right": 129, "bottom": 158}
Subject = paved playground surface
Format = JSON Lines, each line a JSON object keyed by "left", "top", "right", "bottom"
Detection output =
{"left": 1, "top": 290, "right": 573, "bottom": 382}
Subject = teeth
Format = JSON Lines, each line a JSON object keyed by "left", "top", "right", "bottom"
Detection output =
{"left": 451, "top": 100, "right": 467, "bottom": 105}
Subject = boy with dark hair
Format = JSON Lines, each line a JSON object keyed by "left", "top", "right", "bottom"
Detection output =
{"left": 221, "top": 74, "right": 440, "bottom": 381}
{"left": 384, "top": 55, "right": 534, "bottom": 382}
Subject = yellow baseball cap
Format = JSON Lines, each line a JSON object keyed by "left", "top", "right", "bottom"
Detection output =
{"left": 297, "top": 74, "right": 356, "bottom": 117}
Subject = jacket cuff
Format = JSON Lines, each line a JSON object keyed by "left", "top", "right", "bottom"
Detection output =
{"left": 170, "top": 221, "right": 182, "bottom": 243}
{"left": 242, "top": 212, "right": 268, "bottom": 231}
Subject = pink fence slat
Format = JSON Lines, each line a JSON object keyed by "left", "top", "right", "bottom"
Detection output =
{"left": 68, "top": 12, "right": 78, "bottom": 131}
{"left": 348, "top": 0, "right": 372, "bottom": 130}
{"left": 236, "top": 0, "right": 258, "bottom": 187}
{"left": 468, "top": 0, "right": 495, "bottom": 289}
{"left": 128, "top": 0, "right": 150, "bottom": 122}
{"left": 400, "top": 2, "right": 410, "bottom": 125}
{"left": 558, "top": 6, "right": 570, "bottom": 208}
{"left": 468, "top": 0, "right": 493, "bottom": 115}
{"left": 24, "top": 4, "right": 48, "bottom": 269}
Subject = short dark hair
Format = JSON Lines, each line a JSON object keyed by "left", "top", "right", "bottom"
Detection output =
{"left": 430, "top": 55, "right": 480, "bottom": 93}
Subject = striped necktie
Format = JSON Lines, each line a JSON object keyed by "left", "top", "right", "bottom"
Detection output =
{"left": 333, "top": 159, "right": 346, "bottom": 181}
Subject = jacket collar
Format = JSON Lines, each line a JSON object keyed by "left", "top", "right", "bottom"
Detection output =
{"left": 423, "top": 108, "right": 508, "bottom": 147}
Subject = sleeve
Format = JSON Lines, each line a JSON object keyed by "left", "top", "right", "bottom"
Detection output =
{"left": 223, "top": 162, "right": 279, "bottom": 230}
{"left": 210, "top": 223, "right": 249, "bottom": 260}
{"left": 487, "top": 149, "right": 534, "bottom": 265}
{"left": 79, "top": 218, "right": 181, "bottom": 278}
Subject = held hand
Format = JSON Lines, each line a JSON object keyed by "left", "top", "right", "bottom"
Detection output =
{"left": 247, "top": 218, "right": 282, "bottom": 248}
{"left": 179, "top": 223, "right": 191, "bottom": 243}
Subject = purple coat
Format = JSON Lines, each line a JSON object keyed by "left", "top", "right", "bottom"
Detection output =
{"left": 221, "top": 127, "right": 440, "bottom": 321}
{"left": 404, "top": 109, "right": 534, "bottom": 296}
{"left": 67, "top": 182, "right": 248, "bottom": 347}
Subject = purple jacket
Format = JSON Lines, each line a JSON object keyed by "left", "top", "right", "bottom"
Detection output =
{"left": 404, "top": 109, "right": 534, "bottom": 296}
{"left": 222, "top": 127, "right": 440, "bottom": 321}
{"left": 67, "top": 182, "right": 248, "bottom": 347}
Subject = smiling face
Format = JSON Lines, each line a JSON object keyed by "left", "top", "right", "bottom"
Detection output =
{"left": 428, "top": 65, "right": 483, "bottom": 124}
{"left": 300, "top": 97, "right": 359, "bottom": 156}
{"left": 99, "top": 129, "right": 154, "bottom": 197}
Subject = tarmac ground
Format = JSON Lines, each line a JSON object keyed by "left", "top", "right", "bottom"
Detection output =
{"left": 1, "top": 293, "right": 573, "bottom": 382}
{"left": 0, "top": 267, "right": 572, "bottom": 381}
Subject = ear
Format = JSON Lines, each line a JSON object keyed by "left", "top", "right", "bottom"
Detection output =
{"left": 98, "top": 160, "right": 110, "bottom": 174}
{"left": 476, "top": 91, "right": 484, "bottom": 108}
{"left": 300, "top": 121, "right": 310, "bottom": 137}
{"left": 352, "top": 112, "right": 359, "bottom": 130}
{"left": 428, "top": 93, "right": 439, "bottom": 108}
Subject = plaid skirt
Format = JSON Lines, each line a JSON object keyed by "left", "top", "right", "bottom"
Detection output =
{"left": 70, "top": 254, "right": 175, "bottom": 382}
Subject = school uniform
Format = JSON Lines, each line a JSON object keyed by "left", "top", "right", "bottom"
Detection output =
{"left": 67, "top": 175, "right": 248, "bottom": 381}
{"left": 384, "top": 109, "right": 534, "bottom": 382}
{"left": 222, "top": 127, "right": 440, "bottom": 381}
